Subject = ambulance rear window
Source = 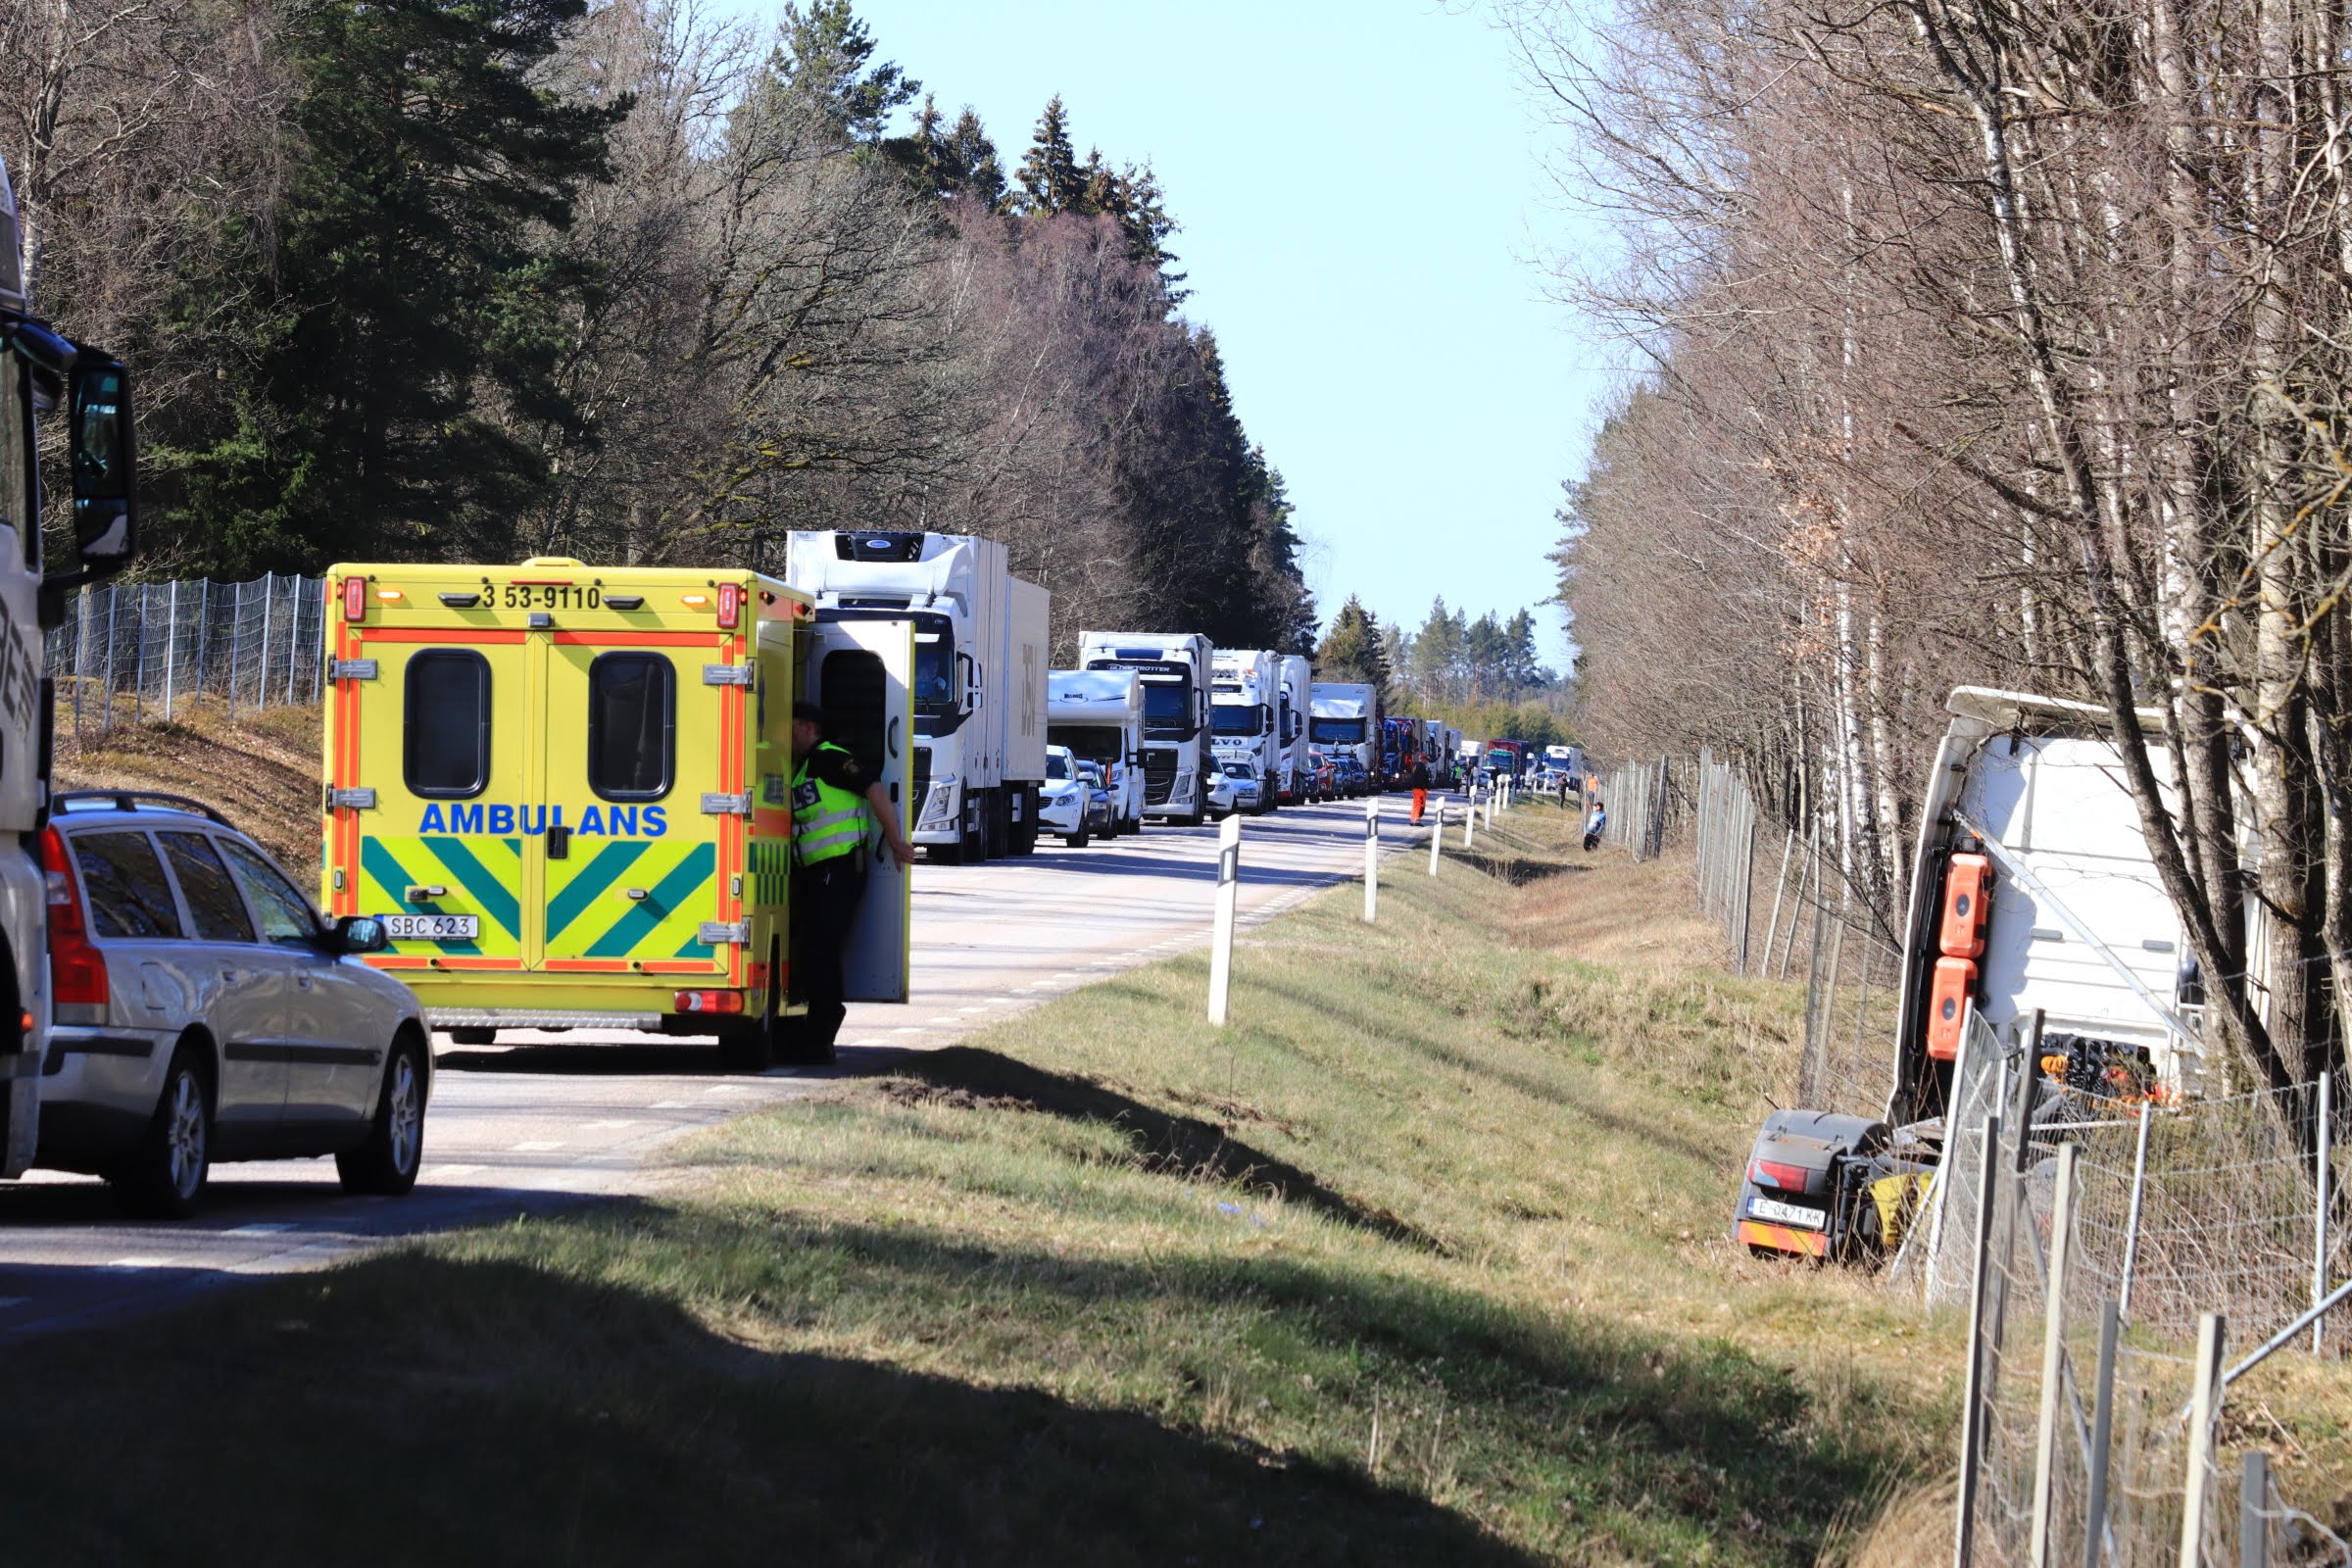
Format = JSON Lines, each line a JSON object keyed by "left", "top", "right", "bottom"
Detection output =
{"left": 406, "top": 650, "right": 491, "bottom": 798}
{"left": 589, "top": 652, "right": 673, "bottom": 800}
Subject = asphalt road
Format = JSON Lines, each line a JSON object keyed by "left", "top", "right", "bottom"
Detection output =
{"left": 0, "top": 790, "right": 1446, "bottom": 1343}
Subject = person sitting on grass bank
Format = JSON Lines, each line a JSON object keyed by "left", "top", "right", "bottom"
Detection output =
{"left": 1583, "top": 800, "right": 1606, "bottom": 853}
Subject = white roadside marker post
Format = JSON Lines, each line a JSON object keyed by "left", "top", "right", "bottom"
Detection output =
{"left": 1207, "top": 811, "right": 1242, "bottom": 1026}
{"left": 1429, "top": 803, "right": 1445, "bottom": 875}
{"left": 1463, "top": 795, "right": 1475, "bottom": 849}
{"left": 1363, "top": 797, "right": 1379, "bottom": 922}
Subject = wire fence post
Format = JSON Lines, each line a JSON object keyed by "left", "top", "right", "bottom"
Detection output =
{"left": 259, "top": 573, "right": 273, "bottom": 712}
{"left": 131, "top": 582, "right": 147, "bottom": 726}
{"left": 2082, "top": 1298, "right": 2120, "bottom": 1568}
{"left": 2121, "top": 1101, "right": 2154, "bottom": 1322}
{"left": 283, "top": 574, "right": 300, "bottom": 705}
{"left": 2030, "top": 1142, "right": 2081, "bottom": 1568}
{"left": 2180, "top": 1312, "right": 2226, "bottom": 1566}
{"left": 2317, "top": 1070, "right": 2334, "bottom": 1355}
{"left": 1761, "top": 827, "right": 1795, "bottom": 968}
{"left": 2237, "top": 1449, "right": 2269, "bottom": 1568}
{"left": 1955, "top": 1112, "right": 2005, "bottom": 1568}
{"left": 101, "top": 584, "right": 117, "bottom": 735}
{"left": 162, "top": 578, "right": 177, "bottom": 722}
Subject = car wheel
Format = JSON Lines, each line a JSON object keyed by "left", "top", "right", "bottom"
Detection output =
{"left": 338, "top": 1032, "right": 427, "bottom": 1196}
{"left": 115, "top": 1047, "right": 212, "bottom": 1219}
{"left": 1064, "top": 826, "right": 1090, "bottom": 848}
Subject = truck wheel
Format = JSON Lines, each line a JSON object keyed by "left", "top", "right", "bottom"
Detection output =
{"left": 114, "top": 1047, "right": 212, "bottom": 1220}
{"left": 337, "top": 1031, "right": 427, "bottom": 1196}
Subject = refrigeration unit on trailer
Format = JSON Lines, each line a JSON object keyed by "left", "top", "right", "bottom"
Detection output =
{"left": 1210, "top": 649, "right": 1283, "bottom": 814}
{"left": 1078, "top": 631, "right": 1213, "bottom": 824}
{"left": 319, "top": 559, "right": 913, "bottom": 1070}
{"left": 787, "top": 530, "right": 1048, "bottom": 862}
{"left": 1047, "top": 667, "right": 1146, "bottom": 837}
{"left": 0, "top": 152, "right": 142, "bottom": 1178}
{"left": 1308, "top": 682, "right": 1378, "bottom": 780}
{"left": 1735, "top": 687, "right": 2207, "bottom": 1262}
{"left": 1278, "top": 654, "right": 1312, "bottom": 803}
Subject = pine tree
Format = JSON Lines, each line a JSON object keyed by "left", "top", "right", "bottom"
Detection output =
{"left": 1317, "top": 597, "right": 1391, "bottom": 690}
{"left": 1411, "top": 597, "right": 1462, "bottom": 703}
{"left": 1014, "top": 95, "right": 1083, "bottom": 215}
{"left": 773, "top": 0, "right": 917, "bottom": 143}
{"left": 168, "top": 0, "right": 626, "bottom": 569}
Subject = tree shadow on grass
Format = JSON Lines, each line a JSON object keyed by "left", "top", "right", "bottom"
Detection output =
{"left": 882, "top": 1047, "right": 1451, "bottom": 1256}
{"left": 0, "top": 1242, "right": 1547, "bottom": 1568}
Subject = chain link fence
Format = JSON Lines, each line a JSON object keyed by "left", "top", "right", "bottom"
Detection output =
{"left": 1907, "top": 1008, "right": 2351, "bottom": 1564}
{"left": 43, "top": 574, "right": 325, "bottom": 742}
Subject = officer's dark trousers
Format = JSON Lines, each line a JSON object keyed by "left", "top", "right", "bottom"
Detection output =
{"left": 791, "top": 857, "right": 866, "bottom": 1050}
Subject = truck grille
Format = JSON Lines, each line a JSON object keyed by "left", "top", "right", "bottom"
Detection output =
{"left": 1144, "top": 751, "right": 1177, "bottom": 805}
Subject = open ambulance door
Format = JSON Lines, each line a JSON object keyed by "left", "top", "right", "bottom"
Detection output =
{"left": 805, "top": 618, "right": 912, "bottom": 1004}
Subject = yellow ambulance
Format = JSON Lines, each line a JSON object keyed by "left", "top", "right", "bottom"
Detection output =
{"left": 318, "top": 558, "right": 911, "bottom": 1068}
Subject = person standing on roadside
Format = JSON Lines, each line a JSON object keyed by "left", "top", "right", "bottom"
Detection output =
{"left": 788, "top": 702, "right": 915, "bottom": 1061}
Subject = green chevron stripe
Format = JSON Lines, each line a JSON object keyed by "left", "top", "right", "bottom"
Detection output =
{"left": 546, "top": 840, "right": 653, "bottom": 943}
{"left": 419, "top": 835, "right": 521, "bottom": 939}
{"left": 581, "top": 843, "right": 715, "bottom": 958}
{"left": 360, "top": 838, "right": 480, "bottom": 956}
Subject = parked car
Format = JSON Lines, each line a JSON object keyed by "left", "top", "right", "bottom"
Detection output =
{"left": 1074, "top": 760, "right": 1117, "bottom": 837}
{"left": 1039, "top": 746, "right": 1095, "bottom": 847}
{"left": 1305, "top": 751, "right": 1339, "bottom": 804}
{"left": 34, "top": 791, "right": 426, "bottom": 1217}
{"left": 1205, "top": 764, "right": 1239, "bottom": 817}
{"left": 1336, "top": 757, "right": 1369, "bottom": 798}
{"left": 1220, "top": 759, "right": 1265, "bottom": 814}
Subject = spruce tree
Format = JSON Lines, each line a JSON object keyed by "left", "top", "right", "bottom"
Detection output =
{"left": 1316, "top": 598, "right": 1390, "bottom": 690}
{"left": 773, "top": 0, "right": 917, "bottom": 143}
{"left": 1014, "top": 95, "right": 1083, "bottom": 215}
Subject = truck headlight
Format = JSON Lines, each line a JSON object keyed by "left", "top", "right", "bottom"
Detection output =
{"left": 917, "top": 779, "right": 957, "bottom": 831}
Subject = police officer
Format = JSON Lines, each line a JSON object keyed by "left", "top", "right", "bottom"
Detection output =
{"left": 787, "top": 701, "right": 914, "bottom": 1062}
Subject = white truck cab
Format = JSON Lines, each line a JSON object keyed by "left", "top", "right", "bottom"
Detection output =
{"left": 0, "top": 154, "right": 143, "bottom": 1175}
{"left": 1209, "top": 648, "right": 1282, "bottom": 815}
{"left": 1047, "top": 667, "right": 1146, "bottom": 836}
{"left": 1078, "top": 631, "right": 1213, "bottom": 825}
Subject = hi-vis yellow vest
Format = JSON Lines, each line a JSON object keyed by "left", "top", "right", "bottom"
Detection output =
{"left": 793, "top": 743, "right": 868, "bottom": 867}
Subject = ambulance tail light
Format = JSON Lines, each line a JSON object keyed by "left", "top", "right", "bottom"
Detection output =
{"left": 716, "top": 582, "right": 742, "bottom": 629}
{"left": 673, "top": 991, "right": 744, "bottom": 1015}
{"left": 342, "top": 576, "right": 368, "bottom": 623}
{"left": 41, "top": 825, "right": 109, "bottom": 1021}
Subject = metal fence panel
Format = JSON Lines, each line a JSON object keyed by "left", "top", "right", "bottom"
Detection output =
{"left": 45, "top": 573, "right": 324, "bottom": 741}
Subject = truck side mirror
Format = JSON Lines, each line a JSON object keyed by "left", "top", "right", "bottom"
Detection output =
{"left": 68, "top": 354, "right": 136, "bottom": 569}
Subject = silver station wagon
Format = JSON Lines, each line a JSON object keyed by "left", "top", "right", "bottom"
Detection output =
{"left": 35, "top": 792, "right": 429, "bottom": 1217}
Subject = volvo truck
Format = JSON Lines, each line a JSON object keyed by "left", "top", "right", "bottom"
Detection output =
{"left": 788, "top": 530, "right": 1048, "bottom": 862}
{"left": 1078, "top": 631, "right": 1212, "bottom": 824}
{"left": 0, "top": 152, "right": 143, "bottom": 1175}
{"left": 1047, "top": 666, "right": 1145, "bottom": 837}
{"left": 1308, "top": 682, "right": 1379, "bottom": 782}
{"left": 1210, "top": 649, "right": 1282, "bottom": 814}
{"left": 1278, "top": 654, "right": 1312, "bottom": 804}
{"left": 1736, "top": 687, "right": 2208, "bottom": 1262}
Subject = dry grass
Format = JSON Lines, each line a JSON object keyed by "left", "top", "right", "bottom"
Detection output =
{"left": 54, "top": 699, "right": 323, "bottom": 881}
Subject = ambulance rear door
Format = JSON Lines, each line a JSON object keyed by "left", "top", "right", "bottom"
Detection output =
{"left": 333, "top": 627, "right": 532, "bottom": 973}
{"left": 805, "top": 618, "right": 912, "bottom": 1003}
{"left": 537, "top": 618, "right": 749, "bottom": 985}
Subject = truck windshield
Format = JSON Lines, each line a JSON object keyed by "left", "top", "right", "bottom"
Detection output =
{"left": 1139, "top": 678, "right": 1194, "bottom": 738}
{"left": 1211, "top": 703, "right": 1260, "bottom": 737}
{"left": 1049, "top": 724, "right": 1124, "bottom": 765}
{"left": 1310, "top": 716, "right": 1366, "bottom": 745}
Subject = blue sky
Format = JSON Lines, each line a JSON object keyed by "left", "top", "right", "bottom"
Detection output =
{"left": 833, "top": 0, "right": 1612, "bottom": 666}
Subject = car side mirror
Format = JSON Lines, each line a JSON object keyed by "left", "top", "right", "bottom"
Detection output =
{"left": 336, "top": 914, "right": 389, "bottom": 955}
{"left": 68, "top": 354, "right": 136, "bottom": 569}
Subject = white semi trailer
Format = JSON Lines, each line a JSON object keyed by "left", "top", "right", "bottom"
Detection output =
{"left": 0, "top": 154, "right": 141, "bottom": 1175}
{"left": 1278, "top": 654, "right": 1312, "bottom": 804}
{"left": 1047, "top": 667, "right": 1146, "bottom": 837}
{"left": 1308, "top": 682, "right": 1379, "bottom": 779}
{"left": 1078, "top": 630, "right": 1213, "bottom": 824}
{"left": 1210, "top": 648, "right": 1282, "bottom": 815}
{"left": 788, "top": 530, "right": 1048, "bottom": 862}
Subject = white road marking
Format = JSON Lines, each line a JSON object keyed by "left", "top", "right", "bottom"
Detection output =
{"left": 429, "top": 1164, "right": 485, "bottom": 1178}
{"left": 650, "top": 1100, "right": 692, "bottom": 1108}
{"left": 222, "top": 1222, "right": 297, "bottom": 1236}
{"left": 581, "top": 1119, "right": 639, "bottom": 1130}
{"left": 104, "top": 1257, "right": 169, "bottom": 1272}
{"left": 512, "top": 1140, "right": 565, "bottom": 1152}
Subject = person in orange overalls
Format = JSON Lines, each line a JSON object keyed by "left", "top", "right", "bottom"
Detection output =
{"left": 1410, "top": 786, "right": 1427, "bottom": 823}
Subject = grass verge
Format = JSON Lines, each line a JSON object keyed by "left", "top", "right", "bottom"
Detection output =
{"left": 56, "top": 698, "right": 322, "bottom": 881}
{"left": 2, "top": 804, "right": 1971, "bottom": 1564}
